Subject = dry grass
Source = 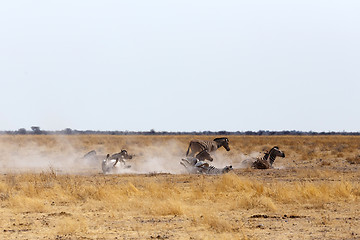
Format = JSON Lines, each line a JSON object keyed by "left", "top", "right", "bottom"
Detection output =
{"left": 346, "top": 155, "right": 360, "bottom": 164}
{"left": 0, "top": 135, "right": 360, "bottom": 239}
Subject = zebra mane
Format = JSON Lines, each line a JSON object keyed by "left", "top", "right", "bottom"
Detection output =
{"left": 213, "top": 137, "right": 228, "bottom": 142}
{"left": 263, "top": 152, "right": 269, "bottom": 160}
{"left": 263, "top": 146, "right": 279, "bottom": 160}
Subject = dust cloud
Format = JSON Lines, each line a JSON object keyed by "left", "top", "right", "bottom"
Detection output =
{"left": 110, "top": 139, "right": 192, "bottom": 174}
{"left": 0, "top": 136, "right": 248, "bottom": 175}
{"left": 0, "top": 136, "right": 95, "bottom": 174}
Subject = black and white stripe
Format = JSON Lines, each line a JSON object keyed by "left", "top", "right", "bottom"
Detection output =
{"left": 263, "top": 146, "right": 285, "bottom": 165}
{"left": 180, "top": 156, "right": 233, "bottom": 175}
{"left": 110, "top": 150, "right": 133, "bottom": 166}
{"left": 203, "top": 165, "right": 233, "bottom": 175}
{"left": 252, "top": 146, "right": 285, "bottom": 169}
{"left": 102, "top": 150, "right": 133, "bottom": 174}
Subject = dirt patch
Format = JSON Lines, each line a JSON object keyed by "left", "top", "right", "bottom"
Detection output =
{"left": 1, "top": 135, "right": 360, "bottom": 239}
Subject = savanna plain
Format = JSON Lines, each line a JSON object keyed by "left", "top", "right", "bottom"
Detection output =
{"left": 1, "top": 135, "right": 360, "bottom": 240}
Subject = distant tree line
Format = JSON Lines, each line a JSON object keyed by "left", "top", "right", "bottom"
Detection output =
{"left": 1, "top": 127, "right": 359, "bottom": 136}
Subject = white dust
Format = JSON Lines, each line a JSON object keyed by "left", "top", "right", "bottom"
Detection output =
{"left": 0, "top": 136, "right": 257, "bottom": 175}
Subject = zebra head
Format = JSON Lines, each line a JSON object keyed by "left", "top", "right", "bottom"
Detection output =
{"left": 222, "top": 165, "right": 233, "bottom": 173}
{"left": 196, "top": 150, "right": 213, "bottom": 162}
{"left": 111, "top": 150, "right": 133, "bottom": 160}
{"left": 120, "top": 149, "right": 133, "bottom": 160}
{"left": 214, "top": 137, "right": 230, "bottom": 151}
{"left": 270, "top": 146, "right": 285, "bottom": 157}
{"left": 268, "top": 146, "right": 285, "bottom": 165}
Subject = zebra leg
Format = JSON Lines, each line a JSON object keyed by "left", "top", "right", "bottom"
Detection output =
{"left": 252, "top": 158, "right": 271, "bottom": 169}
{"left": 181, "top": 158, "right": 191, "bottom": 165}
{"left": 186, "top": 142, "right": 194, "bottom": 156}
{"left": 186, "top": 141, "right": 203, "bottom": 157}
{"left": 113, "top": 158, "right": 119, "bottom": 167}
{"left": 180, "top": 161, "right": 194, "bottom": 173}
{"left": 180, "top": 161, "right": 187, "bottom": 169}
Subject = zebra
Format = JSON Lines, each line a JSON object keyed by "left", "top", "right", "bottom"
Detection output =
{"left": 194, "top": 149, "right": 213, "bottom": 162}
{"left": 180, "top": 159, "right": 199, "bottom": 174}
{"left": 192, "top": 161, "right": 233, "bottom": 174}
{"left": 109, "top": 150, "right": 133, "bottom": 167}
{"left": 102, "top": 154, "right": 113, "bottom": 174}
{"left": 180, "top": 150, "right": 214, "bottom": 173}
{"left": 203, "top": 165, "right": 233, "bottom": 175}
{"left": 102, "top": 150, "right": 133, "bottom": 174}
{"left": 252, "top": 146, "right": 285, "bottom": 169}
{"left": 185, "top": 137, "right": 230, "bottom": 158}
{"left": 180, "top": 158, "right": 233, "bottom": 175}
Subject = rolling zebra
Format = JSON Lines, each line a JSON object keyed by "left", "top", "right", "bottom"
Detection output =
{"left": 193, "top": 161, "right": 233, "bottom": 174}
{"left": 252, "top": 146, "right": 285, "bottom": 169}
{"left": 180, "top": 157, "right": 233, "bottom": 175}
{"left": 203, "top": 165, "right": 233, "bottom": 175}
{"left": 180, "top": 150, "right": 213, "bottom": 173}
{"left": 102, "top": 150, "right": 133, "bottom": 174}
{"left": 194, "top": 149, "right": 213, "bottom": 162}
{"left": 185, "top": 137, "right": 230, "bottom": 158}
{"left": 102, "top": 154, "right": 113, "bottom": 174}
{"left": 109, "top": 150, "right": 133, "bottom": 166}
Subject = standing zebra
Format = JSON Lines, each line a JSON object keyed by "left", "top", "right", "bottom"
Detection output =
{"left": 185, "top": 137, "right": 230, "bottom": 158}
{"left": 252, "top": 146, "right": 285, "bottom": 169}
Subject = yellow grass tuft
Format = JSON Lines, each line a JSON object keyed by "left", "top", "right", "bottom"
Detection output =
{"left": 8, "top": 195, "right": 49, "bottom": 213}
{"left": 190, "top": 209, "right": 236, "bottom": 233}
{"left": 146, "top": 199, "right": 184, "bottom": 216}
{"left": 201, "top": 212, "right": 234, "bottom": 233}
{"left": 346, "top": 155, "right": 360, "bottom": 164}
{"left": 55, "top": 216, "right": 88, "bottom": 235}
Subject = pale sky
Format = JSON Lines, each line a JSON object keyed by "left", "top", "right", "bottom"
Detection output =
{"left": 0, "top": 1, "right": 359, "bottom": 132}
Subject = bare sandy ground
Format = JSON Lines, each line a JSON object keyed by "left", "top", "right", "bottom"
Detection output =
{"left": 0, "top": 135, "right": 359, "bottom": 239}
